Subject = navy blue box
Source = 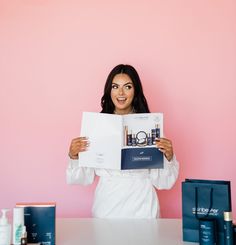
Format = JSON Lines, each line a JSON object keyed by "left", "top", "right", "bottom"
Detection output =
{"left": 16, "top": 203, "right": 56, "bottom": 245}
{"left": 121, "top": 147, "right": 163, "bottom": 169}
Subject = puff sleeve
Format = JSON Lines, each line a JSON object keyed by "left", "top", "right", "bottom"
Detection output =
{"left": 66, "top": 158, "right": 95, "bottom": 185}
{"left": 150, "top": 154, "right": 179, "bottom": 189}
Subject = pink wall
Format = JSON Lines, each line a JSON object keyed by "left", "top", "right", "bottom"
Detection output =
{"left": 0, "top": 0, "right": 236, "bottom": 218}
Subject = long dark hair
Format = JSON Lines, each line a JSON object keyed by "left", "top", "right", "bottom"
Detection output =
{"left": 101, "top": 64, "right": 150, "bottom": 114}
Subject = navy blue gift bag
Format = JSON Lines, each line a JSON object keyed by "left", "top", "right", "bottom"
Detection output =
{"left": 182, "top": 179, "right": 231, "bottom": 244}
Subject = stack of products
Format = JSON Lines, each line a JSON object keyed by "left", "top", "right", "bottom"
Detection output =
{"left": 182, "top": 179, "right": 234, "bottom": 245}
{"left": 0, "top": 202, "right": 56, "bottom": 245}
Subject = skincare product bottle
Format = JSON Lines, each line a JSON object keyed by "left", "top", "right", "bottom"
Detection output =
{"left": 199, "top": 218, "right": 217, "bottom": 245}
{"left": 0, "top": 209, "right": 11, "bottom": 245}
{"left": 13, "top": 207, "right": 24, "bottom": 245}
{"left": 20, "top": 226, "right": 27, "bottom": 245}
{"left": 124, "top": 126, "right": 128, "bottom": 146}
{"left": 224, "top": 211, "right": 234, "bottom": 245}
{"left": 151, "top": 128, "right": 156, "bottom": 145}
{"left": 127, "top": 130, "right": 132, "bottom": 146}
{"left": 132, "top": 134, "right": 136, "bottom": 146}
{"left": 147, "top": 133, "right": 152, "bottom": 146}
{"left": 155, "top": 124, "right": 160, "bottom": 139}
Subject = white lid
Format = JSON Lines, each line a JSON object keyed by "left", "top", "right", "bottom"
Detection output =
{"left": 224, "top": 211, "right": 233, "bottom": 221}
{"left": 0, "top": 209, "right": 10, "bottom": 225}
{"left": 13, "top": 207, "right": 24, "bottom": 224}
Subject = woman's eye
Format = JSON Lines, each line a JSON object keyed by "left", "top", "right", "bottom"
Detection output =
{"left": 125, "top": 85, "right": 133, "bottom": 90}
{"left": 112, "top": 84, "right": 118, "bottom": 89}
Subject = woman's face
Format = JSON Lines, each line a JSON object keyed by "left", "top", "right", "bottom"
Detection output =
{"left": 110, "top": 73, "right": 135, "bottom": 115}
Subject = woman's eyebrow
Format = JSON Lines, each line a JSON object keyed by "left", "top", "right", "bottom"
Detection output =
{"left": 112, "top": 82, "right": 133, "bottom": 86}
{"left": 124, "top": 82, "right": 133, "bottom": 85}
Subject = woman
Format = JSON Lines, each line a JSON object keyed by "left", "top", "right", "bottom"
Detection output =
{"left": 67, "top": 64, "right": 179, "bottom": 218}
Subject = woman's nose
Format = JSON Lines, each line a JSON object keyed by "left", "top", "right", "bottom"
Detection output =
{"left": 118, "top": 87, "right": 124, "bottom": 95}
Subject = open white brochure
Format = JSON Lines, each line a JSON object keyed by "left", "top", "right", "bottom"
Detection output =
{"left": 79, "top": 112, "right": 164, "bottom": 170}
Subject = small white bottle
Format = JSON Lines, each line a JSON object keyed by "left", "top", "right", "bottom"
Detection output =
{"left": 0, "top": 209, "right": 11, "bottom": 245}
{"left": 20, "top": 226, "right": 27, "bottom": 245}
{"left": 13, "top": 207, "right": 24, "bottom": 245}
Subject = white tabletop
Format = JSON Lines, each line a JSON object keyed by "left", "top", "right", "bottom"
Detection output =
{"left": 56, "top": 218, "right": 195, "bottom": 245}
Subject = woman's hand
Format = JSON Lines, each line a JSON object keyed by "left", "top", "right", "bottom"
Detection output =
{"left": 68, "top": 137, "right": 89, "bottom": 159}
{"left": 155, "top": 138, "right": 173, "bottom": 161}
